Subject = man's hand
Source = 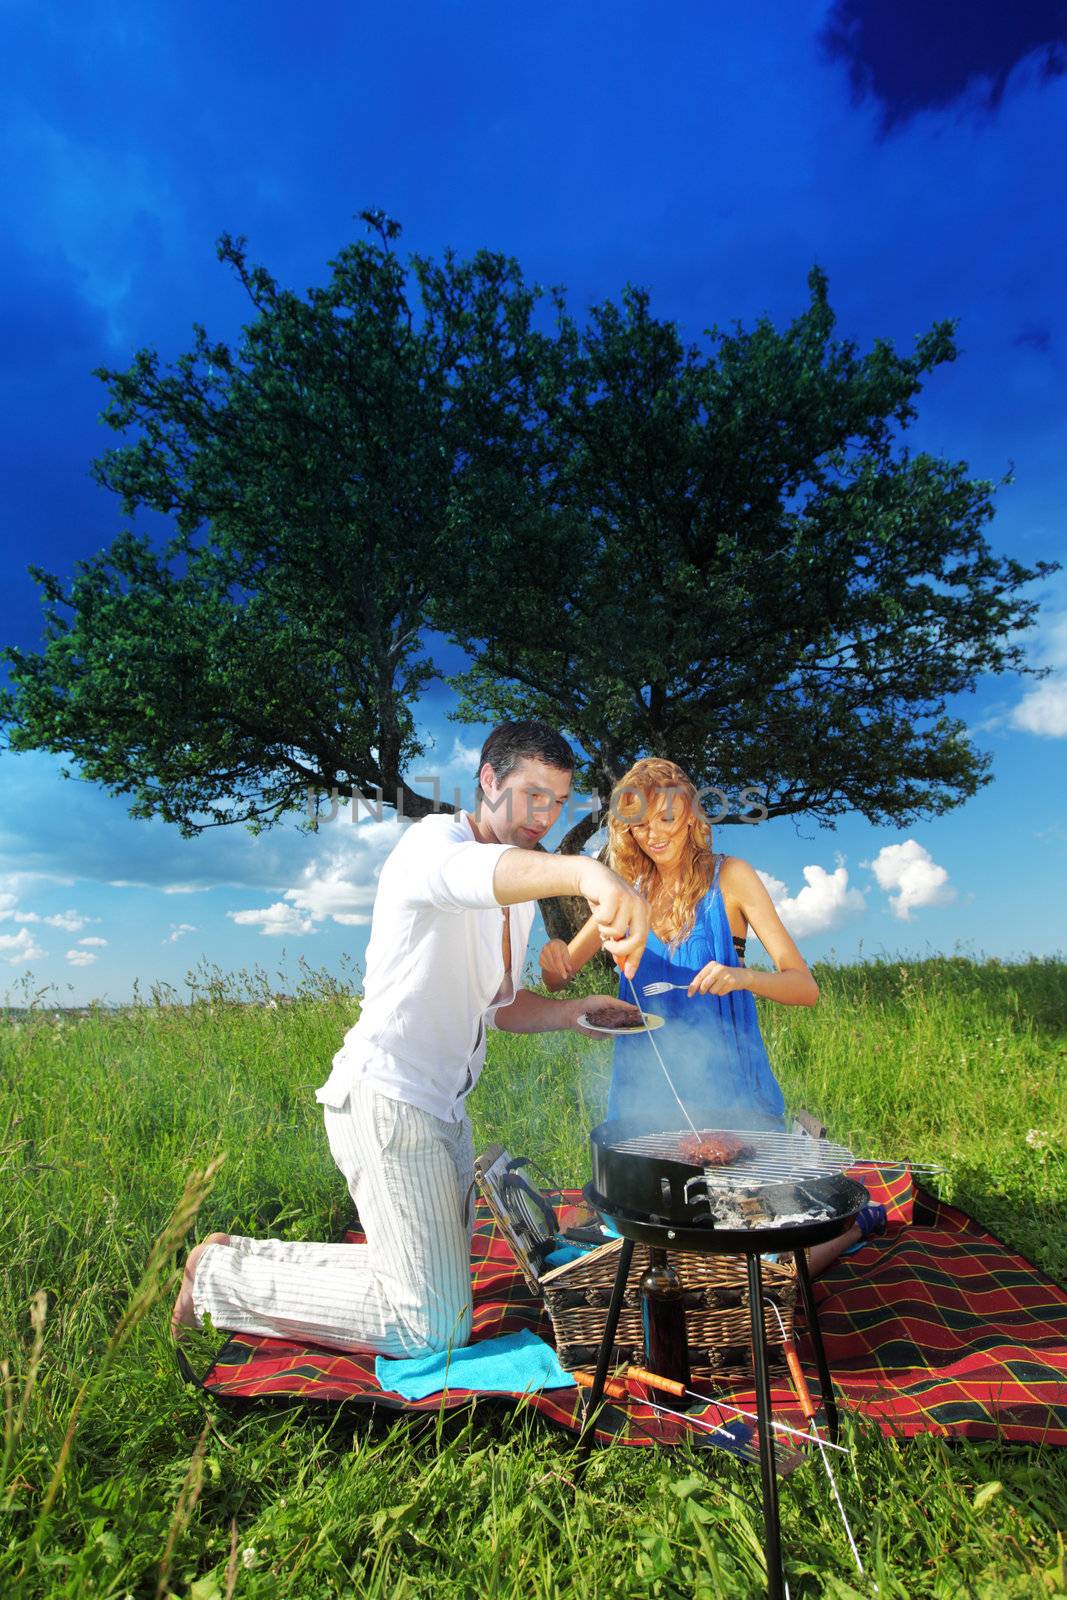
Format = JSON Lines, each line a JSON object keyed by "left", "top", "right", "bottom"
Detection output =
{"left": 687, "top": 961, "right": 751, "bottom": 998}
{"left": 540, "top": 938, "right": 575, "bottom": 991}
{"left": 576, "top": 860, "right": 650, "bottom": 981}
{"left": 569, "top": 995, "right": 645, "bottom": 1038}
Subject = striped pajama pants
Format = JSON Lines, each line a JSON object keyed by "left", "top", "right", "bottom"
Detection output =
{"left": 192, "top": 1080, "right": 476, "bottom": 1357}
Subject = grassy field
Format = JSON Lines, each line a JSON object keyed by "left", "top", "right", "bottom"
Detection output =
{"left": 1, "top": 954, "right": 1065, "bottom": 1598}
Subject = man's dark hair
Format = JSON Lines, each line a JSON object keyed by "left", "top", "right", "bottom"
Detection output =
{"left": 475, "top": 720, "right": 575, "bottom": 799}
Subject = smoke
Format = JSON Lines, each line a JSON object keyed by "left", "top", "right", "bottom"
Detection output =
{"left": 600, "top": 1003, "right": 785, "bottom": 1134}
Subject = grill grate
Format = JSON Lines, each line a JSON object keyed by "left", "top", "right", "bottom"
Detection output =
{"left": 611, "top": 1128, "right": 857, "bottom": 1192}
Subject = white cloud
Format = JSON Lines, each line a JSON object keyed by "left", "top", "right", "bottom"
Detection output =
{"left": 1, "top": 752, "right": 409, "bottom": 954}
{"left": 0, "top": 876, "right": 99, "bottom": 953}
{"left": 9, "top": 907, "right": 95, "bottom": 932}
{"left": 0, "top": 927, "right": 46, "bottom": 964}
{"left": 756, "top": 859, "right": 866, "bottom": 939}
{"left": 78, "top": 936, "right": 108, "bottom": 947}
{"left": 1029, "top": 607, "right": 1067, "bottom": 668}
{"left": 1009, "top": 675, "right": 1067, "bottom": 738}
{"left": 0, "top": 750, "right": 416, "bottom": 900}
{"left": 0, "top": 871, "right": 76, "bottom": 890}
{"left": 18, "top": 909, "right": 93, "bottom": 932}
{"left": 225, "top": 821, "right": 402, "bottom": 938}
{"left": 109, "top": 879, "right": 213, "bottom": 893}
{"left": 403, "top": 733, "right": 480, "bottom": 810}
{"left": 864, "top": 840, "right": 956, "bottom": 922}
{"left": 995, "top": 601, "right": 1067, "bottom": 738}
{"left": 446, "top": 735, "right": 482, "bottom": 776}
{"left": 282, "top": 848, "right": 381, "bottom": 926}
{"left": 65, "top": 947, "right": 97, "bottom": 966}
{"left": 228, "top": 902, "right": 317, "bottom": 938}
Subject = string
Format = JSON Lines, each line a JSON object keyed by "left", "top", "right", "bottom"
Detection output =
{"left": 623, "top": 971, "right": 700, "bottom": 1137}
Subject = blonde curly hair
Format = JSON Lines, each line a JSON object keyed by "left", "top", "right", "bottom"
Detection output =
{"left": 606, "top": 757, "right": 717, "bottom": 948}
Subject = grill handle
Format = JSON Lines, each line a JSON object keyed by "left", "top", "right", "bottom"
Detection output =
{"left": 780, "top": 1337, "right": 816, "bottom": 1421}
{"left": 629, "top": 1364, "right": 685, "bottom": 1396}
{"left": 573, "top": 1368, "right": 626, "bottom": 1401}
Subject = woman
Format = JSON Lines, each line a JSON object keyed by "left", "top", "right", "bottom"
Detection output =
{"left": 541, "top": 757, "right": 884, "bottom": 1266}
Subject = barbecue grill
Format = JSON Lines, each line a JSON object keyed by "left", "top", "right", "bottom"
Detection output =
{"left": 579, "top": 1118, "right": 871, "bottom": 1600}
{"left": 590, "top": 1117, "right": 871, "bottom": 1244}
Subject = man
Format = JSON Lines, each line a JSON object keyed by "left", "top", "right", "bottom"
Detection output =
{"left": 172, "top": 720, "right": 648, "bottom": 1355}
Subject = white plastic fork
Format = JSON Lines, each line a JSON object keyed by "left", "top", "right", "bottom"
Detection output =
{"left": 642, "top": 980, "right": 691, "bottom": 995}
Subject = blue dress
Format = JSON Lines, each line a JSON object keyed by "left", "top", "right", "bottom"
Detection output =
{"left": 607, "top": 853, "right": 787, "bottom": 1131}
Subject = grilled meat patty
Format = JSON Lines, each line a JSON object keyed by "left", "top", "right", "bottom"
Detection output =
{"left": 582, "top": 1001, "right": 645, "bottom": 1030}
{"left": 677, "top": 1132, "right": 753, "bottom": 1167}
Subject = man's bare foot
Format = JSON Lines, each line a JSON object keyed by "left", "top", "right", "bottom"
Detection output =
{"left": 170, "top": 1235, "right": 230, "bottom": 1336}
{"left": 171, "top": 1276, "right": 195, "bottom": 1337}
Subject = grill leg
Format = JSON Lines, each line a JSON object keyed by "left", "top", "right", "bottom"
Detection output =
{"left": 793, "top": 1247, "right": 840, "bottom": 1446}
{"left": 577, "top": 1237, "right": 634, "bottom": 1452}
{"left": 747, "top": 1253, "right": 785, "bottom": 1600}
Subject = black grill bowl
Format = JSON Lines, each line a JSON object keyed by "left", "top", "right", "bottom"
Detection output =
{"left": 589, "top": 1118, "right": 870, "bottom": 1237}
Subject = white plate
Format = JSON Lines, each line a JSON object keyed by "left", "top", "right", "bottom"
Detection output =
{"left": 577, "top": 1011, "right": 666, "bottom": 1035}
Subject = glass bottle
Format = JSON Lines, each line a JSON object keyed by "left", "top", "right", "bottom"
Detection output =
{"left": 639, "top": 1248, "right": 690, "bottom": 1408}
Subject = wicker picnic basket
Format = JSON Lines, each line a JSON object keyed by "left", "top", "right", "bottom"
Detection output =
{"left": 475, "top": 1145, "right": 798, "bottom": 1381}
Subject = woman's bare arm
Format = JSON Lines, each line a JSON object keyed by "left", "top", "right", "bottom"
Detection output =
{"left": 569, "top": 912, "right": 605, "bottom": 969}
{"left": 540, "top": 912, "right": 605, "bottom": 990}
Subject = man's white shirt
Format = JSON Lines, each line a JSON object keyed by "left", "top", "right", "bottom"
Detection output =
{"left": 315, "top": 810, "right": 535, "bottom": 1122}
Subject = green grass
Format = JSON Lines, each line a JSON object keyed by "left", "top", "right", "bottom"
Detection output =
{"left": 1, "top": 954, "right": 1065, "bottom": 1598}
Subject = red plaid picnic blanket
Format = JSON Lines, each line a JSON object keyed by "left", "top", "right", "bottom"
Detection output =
{"left": 189, "top": 1169, "right": 1067, "bottom": 1448}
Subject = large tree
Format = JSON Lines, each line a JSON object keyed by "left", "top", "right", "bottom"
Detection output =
{"left": 1, "top": 228, "right": 1057, "bottom": 952}
{"left": 435, "top": 268, "right": 1058, "bottom": 935}
{"left": 0, "top": 213, "right": 544, "bottom": 830}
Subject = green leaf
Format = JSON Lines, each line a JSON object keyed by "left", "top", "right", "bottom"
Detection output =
{"left": 972, "top": 1479, "right": 1003, "bottom": 1511}
{"left": 188, "top": 1579, "right": 223, "bottom": 1600}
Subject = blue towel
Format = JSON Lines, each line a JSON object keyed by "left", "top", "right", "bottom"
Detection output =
{"left": 544, "top": 1243, "right": 589, "bottom": 1268}
{"left": 375, "top": 1329, "right": 577, "bottom": 1400}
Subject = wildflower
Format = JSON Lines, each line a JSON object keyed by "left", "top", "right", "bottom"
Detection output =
{"left": 242, "top": 1547, "right": 259, "bottom": 1569}
{"left": 1025, "top": 1129, "right": 1050, "bottom": 1151}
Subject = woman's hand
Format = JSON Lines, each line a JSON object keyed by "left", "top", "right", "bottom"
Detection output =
{"left": 687, "top": 961, "right": 751, "bottom": 998}
{"left": 540, "top": 939, "right": 575, "bottom": 991}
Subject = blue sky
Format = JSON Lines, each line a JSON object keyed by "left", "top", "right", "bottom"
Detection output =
{"left": 2, "top": 0, "right": 1066, "bottom": 1005}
